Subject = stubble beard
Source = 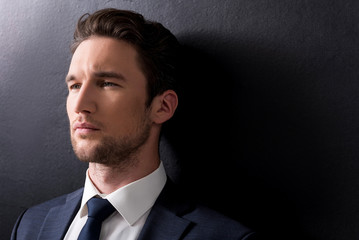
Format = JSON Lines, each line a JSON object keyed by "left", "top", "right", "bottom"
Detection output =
{"left": 71, "top": 114, "right": 152, "bottom": 171}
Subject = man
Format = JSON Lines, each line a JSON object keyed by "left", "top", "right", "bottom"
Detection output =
{"left": 11, "top": 8, "right": 256, "bottom": 240}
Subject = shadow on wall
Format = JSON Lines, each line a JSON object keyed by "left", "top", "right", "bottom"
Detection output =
{"left": 160, "top": 32, "right": 322, "bottom": 240}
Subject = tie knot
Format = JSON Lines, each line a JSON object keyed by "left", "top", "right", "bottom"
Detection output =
{"left": 86, "top": 198, "right": 116, "bottom": 222}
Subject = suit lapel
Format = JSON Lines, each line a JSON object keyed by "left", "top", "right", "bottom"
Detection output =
{"left": 137, "top": 180, "right": 193, "bottom": 240}
{"left": 37, "top": 188, "right": 83, "bottom": 240}
{"left": 137, "top": 204, "right": 191, "bottom": 240}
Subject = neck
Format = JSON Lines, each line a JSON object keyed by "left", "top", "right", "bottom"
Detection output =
{"left": 88, "top": 133, "right": 161, "bottom": 194}
{"left": 88, "top": 124, "right": 160, "bottom": 194}
{"left": 88, "top": 157, "right": 160, "bottom": 194}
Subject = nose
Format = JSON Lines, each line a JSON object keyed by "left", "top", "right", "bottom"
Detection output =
{"left": 72, "top": 83, "right": 97, "bottom": 114}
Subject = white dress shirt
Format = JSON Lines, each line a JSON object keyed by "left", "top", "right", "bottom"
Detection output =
{"left": 64, "top": 162, "right": 167, "bottom": 240}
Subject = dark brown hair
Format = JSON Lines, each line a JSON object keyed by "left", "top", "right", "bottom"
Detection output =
{"left": 71, "top": 8, "right": 180, "bottom": 106}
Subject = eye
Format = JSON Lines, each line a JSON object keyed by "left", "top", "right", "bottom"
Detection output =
{"left": 100, "top": 81, "right": 119, "bottom": 88}
{"left": 69, "top": 83, "right": 81, "bottom": 91}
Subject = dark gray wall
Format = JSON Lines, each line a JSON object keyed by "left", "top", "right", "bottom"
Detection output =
{"left": 2, "top": 0, "right": 359, "bottom": 239}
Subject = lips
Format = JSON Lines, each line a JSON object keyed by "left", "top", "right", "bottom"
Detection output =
{"left": 73, "top": 122, "right": 100, "bottom": 134}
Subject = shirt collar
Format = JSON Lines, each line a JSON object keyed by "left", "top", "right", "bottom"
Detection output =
{"left": 79, "top": 162, "right": 167, "bottom": 226}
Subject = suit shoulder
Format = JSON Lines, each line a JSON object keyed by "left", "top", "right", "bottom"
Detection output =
{"left": 23, "top": 188, "right": 83, "bottom": 217}
{"left": 156, "top": 181, "right": 256, "bottom": 239}
{"left": 183, "top": 204, "right": 255, "bottom": 239}
{"left": 12, "top": 188, "right": 83, "bottom": 239}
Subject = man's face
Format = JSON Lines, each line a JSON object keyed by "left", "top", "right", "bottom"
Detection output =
{"left": 66, "top": 36, "right": 151, "bottom": 166}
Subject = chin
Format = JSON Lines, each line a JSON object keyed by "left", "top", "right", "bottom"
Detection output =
{"left": 74, "top": 146, "right": 97, "bottom": 163}
{"left": 72, "top": 138, "right": 99, "bottom": 158}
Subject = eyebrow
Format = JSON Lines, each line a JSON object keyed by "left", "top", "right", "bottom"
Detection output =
{"left": 94, "top": 71, "right": 126, "bottom": 81}
{"left": 65, "top": 75, "right": 75, "bottom": 83}
{"left": 65, "top": 71, "right": 126, "bottom": 83}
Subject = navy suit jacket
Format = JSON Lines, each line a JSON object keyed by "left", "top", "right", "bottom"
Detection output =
{"left": 11, "top": 181, "right": 256, "bottom": 240}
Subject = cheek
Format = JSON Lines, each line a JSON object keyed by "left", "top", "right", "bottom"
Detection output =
{"left": 105, "top": 99, "right": 146, "bottom": 131}
{"left": 66, "top": 96, "right": 75, "bottom": 121}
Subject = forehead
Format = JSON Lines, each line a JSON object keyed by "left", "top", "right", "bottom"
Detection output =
{"left": 69, "top": 36, "right": 145, "bottom": 80}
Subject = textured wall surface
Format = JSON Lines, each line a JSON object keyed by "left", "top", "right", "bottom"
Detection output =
{"left": 2, "top": 0, "right": 359, "bottom": 239}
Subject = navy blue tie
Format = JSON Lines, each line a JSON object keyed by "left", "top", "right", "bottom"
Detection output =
{"left": 78, "top": 198, "right": 116, "bottom": 240}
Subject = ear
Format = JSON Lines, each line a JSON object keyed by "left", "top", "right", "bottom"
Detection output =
{"left": 150, "top": 90, "right": 178, "bottom": 124}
